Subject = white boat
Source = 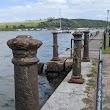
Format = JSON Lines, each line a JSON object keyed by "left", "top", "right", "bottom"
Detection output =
{"left": 56, "top": 9, "right": 71, "bottom": 34}
{"left": 56, "top": 28, "right": 71, "bottom": 33}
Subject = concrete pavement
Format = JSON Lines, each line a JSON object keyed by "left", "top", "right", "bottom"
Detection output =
{"left": 41, "top": 32, "right": 103, "bottom": 110}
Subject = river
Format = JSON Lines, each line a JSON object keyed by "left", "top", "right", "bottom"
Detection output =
{"left": 0, "top": 30, "right": 73, "bottom": 110}
{"left": 0, "top": 29, "right": 104, "bottom": 110}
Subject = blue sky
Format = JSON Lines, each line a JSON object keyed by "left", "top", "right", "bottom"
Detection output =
{"left": 0, "top": 0, "right": 110, "bottom": 22}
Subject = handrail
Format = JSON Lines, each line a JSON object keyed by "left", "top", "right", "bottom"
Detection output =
{"left": 70, "top": 38, "right": 74, "bottom": 58}
{"left": 96, "top": 42, "right": 103, "bottom": 110}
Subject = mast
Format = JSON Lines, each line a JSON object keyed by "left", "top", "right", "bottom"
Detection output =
{"left": 107, "top": 10, "right": 110, "bottom": 31}
{"left": 59, "top": 8, "right": 61, "bottom": 30}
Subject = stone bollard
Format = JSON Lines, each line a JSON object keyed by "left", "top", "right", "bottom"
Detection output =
{"left": 68, "top": 32, "right": 84, "bottom": 84}
{"left": 82, "top": 30, "right": 90, "bottom": 62}
{"left": 7, "top": 35, "right": 42, "bottom": 110}
{"left": 51, "top": 32, "right": 60, "bottom": 61}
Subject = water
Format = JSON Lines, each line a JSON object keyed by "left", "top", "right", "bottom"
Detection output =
{"left": 0, "top": 30, "right": 73, "bottom": 110}
{"left": 0, "top": 29, "right": 104, "bottom": 110}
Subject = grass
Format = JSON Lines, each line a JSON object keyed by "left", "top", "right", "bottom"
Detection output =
{"left": 82, "top": 98, "right": 92, "bottom": 105}
{"left": 92, "top": 60, "right": 97, "bottom": 66}
{"left": 0, "top": 18, "right": 108, "bottom": 31}
{"left": 87, "top": 60, "right": 97, "bottom": 77}
{"left": 80, "top": 108, "right": 88, "bottom": 110}
{"left": 87, "top": 78, "right": 95, "bottom": 87}
{"left": 102, "top": 34, "right": 110, "bottom": 54}
{"left": 0, "top": 19, "right": 47, "bottom": 30}
{"left": 86, "top": 61, "right": 97, "bottom": 88}
{"left": 82, "top": 60, "right": 98, "bottom": 110}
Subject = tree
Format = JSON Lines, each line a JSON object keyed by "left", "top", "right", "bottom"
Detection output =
{"left": 13, "top": 25, "right": 17, "bottom": 29}
{"left": 6, "top": 25, "right": 8, "bottom": 29}
{"left": 19, "top": 25, "right": 25, "bottom": 29}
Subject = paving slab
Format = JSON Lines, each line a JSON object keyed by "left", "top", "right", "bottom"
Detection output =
{"left": 41, "top": 32, "right": 103, "bottom": 110}
{"left": 102, "top": 54, "right": 110, "bottom": 110}
{"left": 41, "top": 62, "right": 92, "bottom": 110}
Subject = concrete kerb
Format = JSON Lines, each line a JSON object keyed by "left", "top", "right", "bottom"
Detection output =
{"left": 41, "top": 32, "right": 103, "bottom": 110}
{"left": 41, "top": 62, "right": 92, "bottom": 110}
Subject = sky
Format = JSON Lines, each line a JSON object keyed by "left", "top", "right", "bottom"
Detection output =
{"left": 0, "top": 0, "right": 110, "bottom": 22}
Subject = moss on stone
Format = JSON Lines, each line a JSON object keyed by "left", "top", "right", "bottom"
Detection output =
{"left": 80, "top": 107, "right": 88, "bottom": 110}
{"left": 82, "top": 60, "right": 98, "bottom": 110}
{"left": 82, "top": 98, "right": 92, "bottom": 105}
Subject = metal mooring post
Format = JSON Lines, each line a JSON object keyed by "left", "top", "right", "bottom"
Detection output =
{"left": 70, "top": 38, "right": 74, "bottom": 58}
{"left": 68, "top": 32, "right": 84, "bottom": 84}
{"left": 51, "top": 32, "right": 60, "bottom": 61}
{"left": 109, "top": 30, "right": 110, "bottom": 47}
{"left": 82, "top": 30, "right": 90, "bottom": 62}
{"left": 104, "top": 30, "right": 106, "bottom": 50}
{"left": 7, "top": 35, "right": 42, "bottom": 110}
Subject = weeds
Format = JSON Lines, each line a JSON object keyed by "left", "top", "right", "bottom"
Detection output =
{"left": 82, "top": 60, "right": 98, "bottom": 110}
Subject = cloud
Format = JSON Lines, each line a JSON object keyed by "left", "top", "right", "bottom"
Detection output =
{"left": 0, "top": 0, "right": 110, "bottom": 22}
{"left": 45, "top": 0, "right": 97, "bottom": 5}
{"left": 47, "top": 0, "right": 66, "bottom": 4}
{"left": 9, "top": 0, "right": 20, "bottom": 1}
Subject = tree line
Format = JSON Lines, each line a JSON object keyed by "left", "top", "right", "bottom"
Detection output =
{"left": 0, "top": 18, "right": 107, "bottom": 31}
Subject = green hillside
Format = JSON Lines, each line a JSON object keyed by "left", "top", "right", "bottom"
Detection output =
{"left": 37, "top": 18, "right": 107, "bottom": 29}
{"left": 0, "top": 19, "right": 47, "bottom": 31}
{"left": 0, "top": 18, "right": 107, "bottom": 31}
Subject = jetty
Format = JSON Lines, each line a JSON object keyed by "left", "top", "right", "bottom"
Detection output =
{"left": 7, "top": 29, "right": 110, "bottom": 110}
{"left": 41, "top": 32, "right": 102, "bottom": 110}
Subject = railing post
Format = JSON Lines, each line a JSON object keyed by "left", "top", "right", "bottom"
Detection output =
{"left": 51, "top": 32, "right": 60, "bottom": 61}
{"left": 70, "top": 38, "right": 73, "bottom": 58}
{"left": 82, "top": 30, "right": 90, "bottom": 62}
{"left": 68, "top": 32, "right": 84, "bottom": 84}
{"left": 104, "top": 31, "right": 106, "bottom": 50}
{"left": 96, "top": 42, "right": 102, "bottom": 110}
{"left": 7, "top": 35, "right": 42, "bottom": 110}
{"left": 109, "top": 30, "right": 110, "bottom": 47}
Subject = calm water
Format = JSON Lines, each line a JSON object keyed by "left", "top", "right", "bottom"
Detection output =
{"left": 0, "top": 30, "right": 73, "bottom": 110}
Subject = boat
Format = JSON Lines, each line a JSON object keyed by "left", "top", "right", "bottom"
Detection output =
{"left": 56, "top": 9, "right": 71, "bottom": 34}
{"left": 56, "top": 28, "right": 71, "bottom": 33}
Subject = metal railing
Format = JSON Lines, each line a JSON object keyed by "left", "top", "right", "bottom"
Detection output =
{"left": 104, "top": 31, "right": 106, "bottom": 50}
{"left": 70, "top": 38, "right": 74, "bottom": 58}
{"left": 96, "top": 42, "right": 103, "bottom": 110}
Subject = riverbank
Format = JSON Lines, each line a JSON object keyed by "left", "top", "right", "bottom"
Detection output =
{"left": 41, "top": 32, "right": 103, "bottom": 110}
{"left": 102, "top": 33, "right": 110, "bottom": 110}
{"left": 0, "top": 18, "right": 106, "bottom": 31}
{"left": 0, "top": 30, "right": 72, "bottom": 110}
{"left": 0, "top": 30, "right": 103, "bottom": 110}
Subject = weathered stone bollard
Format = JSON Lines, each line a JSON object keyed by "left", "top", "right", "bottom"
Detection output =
{"left": 82, "top": 30, "right": 90, "bottom": 62}
{"left": 51, "top": 32, "right": 60, "bottom": 61}
{"left": 7, "top": 35, "right": 42, "bottom": 110}
{"left": 68, "top": 32, "right": 84, "bottom": 84}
